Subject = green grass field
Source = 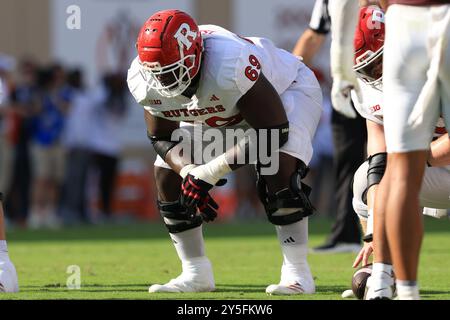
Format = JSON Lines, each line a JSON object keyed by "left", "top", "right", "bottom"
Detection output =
{"left": 1, "top": 216, "right": 450, "bottom": 300}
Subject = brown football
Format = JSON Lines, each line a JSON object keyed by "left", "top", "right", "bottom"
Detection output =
{"left": 351, "top": 264, "right": 373, "bottom": 300}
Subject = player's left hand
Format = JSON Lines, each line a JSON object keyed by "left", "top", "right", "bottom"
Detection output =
{"left": 197, "top": 194, "right": 220, "bottom": 222}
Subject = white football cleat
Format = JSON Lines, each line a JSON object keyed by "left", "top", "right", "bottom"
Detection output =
{"left": 149, "top": 257, "right": 215, "bottom": 293}
{"left": 266, "top": 263, "right": 315, "bottom": 295}
{"left": 0, "top": 259, "right": 19, "bottom": 293}
{"left": 365, "top": 272, "right": 395, "bottom": 300}
{"left": 266, "top": 281, "right": 315, "bottom": 295}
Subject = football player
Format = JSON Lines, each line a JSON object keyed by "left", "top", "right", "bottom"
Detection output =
{"left": 350, "top": 6, "right": 450, "bottom": 300}
{"left": 376, "top": 0, "right": 450, "bottom": 300}
{"left": 127, "top": 10, "right": 323, "bottom": 295}
{"left": 0, "top": 65, "right": 19, "bottom": 293}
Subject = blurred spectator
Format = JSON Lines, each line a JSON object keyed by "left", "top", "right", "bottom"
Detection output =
{"left": 5, "top": 59, "right": 39, "bottom": 225}
{"left": 60, "top": 69, "right": 95, "bottom": 225}
{"left": 88, "top": 72, "right": 129, "bottom": 220}
{"left": 0, "top": 54, "right": 16, "bottom": 210}
{"left": 28, "top": 64, "right": 72, "bottom": 229}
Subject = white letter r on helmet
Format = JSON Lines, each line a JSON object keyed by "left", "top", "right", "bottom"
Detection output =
{"left": 174, "top": 23, "right": 197, "bottom": 50}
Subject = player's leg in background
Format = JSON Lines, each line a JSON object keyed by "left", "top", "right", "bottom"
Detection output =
{"left": 313, "top": 108, "right": 365, "bottom": 253}
{"left": 0, "top": 193, "right": 19, "bottom": 293}
{"left": 263, "top": 153, "right": 315, "bottom": 295}
{"left": 95, "top": 153, "right": 119, "bottom": 218}
{"left": 148, "top": 165, "right": 214, "bottom": 293}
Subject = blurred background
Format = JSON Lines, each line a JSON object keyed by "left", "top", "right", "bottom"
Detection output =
{"left": 0, "top": 0, "right": 335, "bottom": 229}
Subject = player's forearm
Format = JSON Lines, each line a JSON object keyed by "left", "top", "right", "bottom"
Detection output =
{"left": 178, "top": 126, "right": 286, "bottom": 184}
{"left": 164, "top": 144, "right": 194, "bottom": 175}
{"left": 360, "top": 217, "right": 368, "bottom": 235}
{"left": 367, "top": 121, "right": 386, "bottom": 156}
{"left": 363, "top": 180, "right": 378, "bottom": 240}
{"left": 428, "top": 134, "right": 450, "bottom": 167}
{"left": 179, "top": 137, "right": 252, "bottom": 183}
{"left": 292, "top": 29, "right": 325, "bottom": 67}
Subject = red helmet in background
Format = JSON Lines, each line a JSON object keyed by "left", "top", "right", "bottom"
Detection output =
{"left": 353, "top": 6, "right": 385, "bottom": 90}
{"left": 136, "top": 9, "right": 203, "bottom": 97}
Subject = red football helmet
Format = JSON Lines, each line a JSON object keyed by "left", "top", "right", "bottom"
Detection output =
{"left": 353, "top": 6, "right": 385, "bottom": 90}
{"left": 136, "top": 9, "right": 203, "bottom": 97}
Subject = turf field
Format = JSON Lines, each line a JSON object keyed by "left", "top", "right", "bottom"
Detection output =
{"left": 1, "top": 216, "right": 450, "bottom": 300}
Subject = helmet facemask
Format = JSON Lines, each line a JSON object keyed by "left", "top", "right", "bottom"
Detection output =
{"left": 353, "top": 46, "right": 383, "bottom": 91}
{"left": 139, "top": 54, "right": 198, "bottom": 98}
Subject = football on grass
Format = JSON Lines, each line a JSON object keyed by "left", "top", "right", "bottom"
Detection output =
{"left": 352, "top": 264, "right": 372, "bottom": 299}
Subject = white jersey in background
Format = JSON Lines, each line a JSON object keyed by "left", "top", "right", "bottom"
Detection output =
{"left": 351, "top": 80, "right": 447, "bottom": 140}
{"left": 127, "top": 24, "right": 303, "bottom": 128}
{"left": 351, "top": 81, "right": 450, "bottom": 219}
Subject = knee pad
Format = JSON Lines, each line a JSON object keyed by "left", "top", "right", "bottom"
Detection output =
{"left": 158, "top": 200, "right": 202, "bottom": 234}
{"left": 256, "top": 160, "right": 315, "bottom": 226}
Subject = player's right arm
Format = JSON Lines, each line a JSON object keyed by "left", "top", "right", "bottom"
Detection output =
{"left": 365, "top": 119, "right": 386, "bottom": 217}
{"left": 292, "top": 29, "right": 326, "bottom": 67}
{"left": 292, "top": 0, "right": 329, "bottom": 66}
{"left": 144, "top": 110, "right": 189, "bottom": 174}
{"left": 353, "top": 119, "right": 386, "bottom": 267}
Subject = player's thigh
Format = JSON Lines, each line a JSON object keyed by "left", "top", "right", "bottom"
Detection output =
{"left": 420, "top": 166, "right": 450, "bottom": 209}
{"left": 280, "top": 64, "right": 322, "bottom": 165}
{"left": 383, "top": 5, "right": 440, "bottom": 152}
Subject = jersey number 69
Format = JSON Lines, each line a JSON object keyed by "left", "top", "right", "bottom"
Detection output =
{"left": 245, "top": 55, "right": 261, "bottom": 81}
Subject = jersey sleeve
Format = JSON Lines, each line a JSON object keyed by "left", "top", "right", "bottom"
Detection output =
{"left": 217, "top": 43, "right": 263, "bottom": 99}
{"left": 309, "top": 0, "right": 331, "bottom": 34}
{"left": 235, "top": 44, "right": 263, "bottom": 95}
{"left": 351, "top": 80, "right": 384, "bottom": 125}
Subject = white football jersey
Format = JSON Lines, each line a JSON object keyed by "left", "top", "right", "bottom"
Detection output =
{"left": 127, "top": 24, "right": 302, "bottom": 128}
{"left": 351, "top": 79, "right": 447, "bottom": 139}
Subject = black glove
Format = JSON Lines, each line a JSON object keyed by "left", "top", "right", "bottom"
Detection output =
{"left": 180, "top": 174, "right": 226, "bottom": 207}
{"left": 180, "top": 174, "right": 226, "bottom": 222}
{"left": 197, "top": 194, "right": 219, "bottom": 222}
